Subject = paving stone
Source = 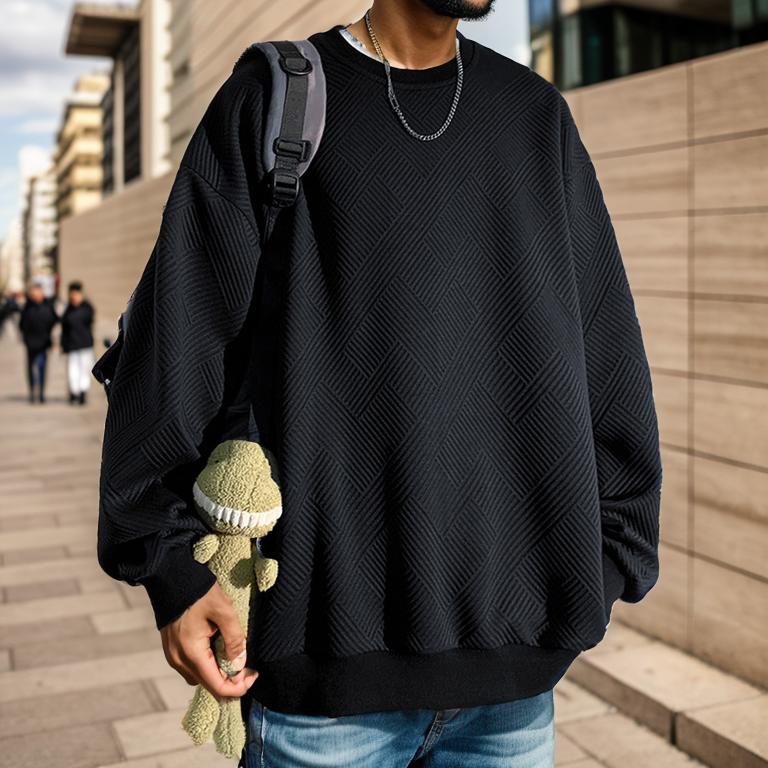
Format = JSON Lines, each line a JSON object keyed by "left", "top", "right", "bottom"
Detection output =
{"left": 151, "top": 674, "right": 197, "bottom": 710}
{"left": 2, "top": 545, "right": 68, "bottom": 564}
{"left": 68, "top": 541, "right": 98, "bottom": 557}
{"left": 591, "top": 622, "right": 657, "bottom": 655}
{"left": 560, "top": 712, "right": 704, "bottom": 767}
{"left": 567, "top": 641, "right": 761, "bottom": 739}
{"left": 0, "top": 523, "right": 92, "bottom": 554}
{"left": 78, "top": 575, "right": 122, "bottom": 595}
{"left": 119, "top": 581, "right": 152, "bottom": 608}
{"left": 0, "top": 590, "right": 123, "bottom": 627}
{"left": 4, "top": 577, "right": 80, "bottom": 603}
{"left": 677, "top": 695, "right": 768, "bottom": 768}
{"left": 0, "top": 649, "right": 169, "bottom": 704}
{"left": 12, "top": 627, "right": 159, "bottom": 669}
{"left": 112, "top": 708, "right": 194, "bottom": 758}
{"left": 96, "top": 743, "right": 234, "bottom": 768}
{"left": 57, "top": 508, "right": 99, "bottom": 526}
{"left": 0, "top": 681, "right": 157, "bottom": 738}
{"left": 91, "top": 606, "right": 155, "bottom": 634}
{"left": 0, "top": 614, "right": 94, "bottom": 649}
{"left": 0, "top": 512, "right": 58, "bottom": 531}
{"left": 0, "top": 721, "right": 122, "bottom": 768}
{"left": 556, "top": 677, "right": 615, "bottom": 723}
{"left": 0, "top": 555, "right": 100, "bottom": 587}
{"left": 0, "top": 490, "right": 97, "bottom": 509}
{"left": 556, "top": 728, "right": 589, "bottom": 764}
{"left": 0, "top": 478, "right": 46, "bottom": 494}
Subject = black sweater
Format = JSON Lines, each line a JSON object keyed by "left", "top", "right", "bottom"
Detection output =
{"left": 61, "top": 300, "right": 95, "bottom": 353}
{"left": 96, "top": 23, "right": 662, "bottom": 716}
{"left": 19, "top": 299, "right": 58, "bottom": 351}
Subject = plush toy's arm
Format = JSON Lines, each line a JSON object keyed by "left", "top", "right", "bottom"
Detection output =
{"left": 193, "top": 534, "right": 220, "bottom": 564}
{"left": 253, "top": 546, "right": 279, "bottom": 591}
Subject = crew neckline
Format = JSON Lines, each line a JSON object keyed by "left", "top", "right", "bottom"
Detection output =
{"left": 338, "top": 26, "right": 381, "bottom": 61}
{"left": 313, "top": 23, "right": 477, "bottom": 86}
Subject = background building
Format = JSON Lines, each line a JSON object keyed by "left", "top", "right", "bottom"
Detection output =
{"left": 54, "top": 72, "right": 110, "bottom": 223}
{"left": 17, "top": 147, "right": 58, "bottom": 293}
{"left": 60, "top": 0, "right": 380, "bottom": 327}
{"left": 0, "top": 214, "right": 24, "bottom": 294}
{"left": 530, "top": 0, "right": 768, "bottom": 89}
{"left": 65, "top": 1, "right": 170, "bottom": 195}
{"left": 23, "top": 164, "right": 57, "bottom": 286}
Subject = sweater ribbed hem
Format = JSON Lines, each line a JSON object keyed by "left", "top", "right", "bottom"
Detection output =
{"left": 140, "top": 544, "right": 217, "bottom": 630}
{"left": 602, "top": 549, "right": 627, "bottom": 614}
{"left": 245, "top": 642, "right": 579, "bottom": 716}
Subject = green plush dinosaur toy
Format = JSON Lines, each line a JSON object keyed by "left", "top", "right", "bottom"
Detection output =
{"left": 181, "top": 438, "right": 282, "bottom": 759}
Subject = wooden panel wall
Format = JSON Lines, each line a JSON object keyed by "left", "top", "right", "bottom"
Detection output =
{"left": 59, "top": 173, "right": 173, "bottom": 341}
{"left": 169, "top": 0, "right": 369, "bottom": 167}
{"left": 563, "top": 41, "right": 768, "bottom": 688}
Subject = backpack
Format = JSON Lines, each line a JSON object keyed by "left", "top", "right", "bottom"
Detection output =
{"left": 91, "top": 39, "right": 326, "bottom": 401}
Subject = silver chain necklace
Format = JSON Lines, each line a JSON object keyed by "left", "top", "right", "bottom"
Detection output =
{"left": 363, "top": 8, "right": 463, "bottom": 141}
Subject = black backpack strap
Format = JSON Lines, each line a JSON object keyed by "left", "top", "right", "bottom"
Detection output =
{"left": 266, "top": 41, "right": 313, "bottom": 209}
{"left": 235, "top": 39, "right": 326, "bottom": 249}
{"left": 221, "top": 38, "right": 326, "bottom": 444}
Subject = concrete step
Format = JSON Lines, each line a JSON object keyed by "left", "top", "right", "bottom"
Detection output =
{"left": 555, "top": 677, "right": 706, "bottom": 766}
{"left": 565, "top": 622, "right": 768, "bottom": 768}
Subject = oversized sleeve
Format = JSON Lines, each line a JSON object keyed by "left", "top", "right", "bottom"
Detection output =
{"left": 559, "top": 94, "right": 663, "bottom": 606}
{"left": 96, "top": 67, "right": 266, "bottom": 629}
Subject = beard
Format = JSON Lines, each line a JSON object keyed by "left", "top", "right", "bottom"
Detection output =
{"left": 416, "top": 0, "right": 496, "bottom": 20}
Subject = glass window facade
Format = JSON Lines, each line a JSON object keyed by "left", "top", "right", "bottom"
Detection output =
{"left": 531, "top": 0, "right": 768, "bottom": 89}
{"left": 121, "top": 24, "right": 142, "bottom": 185}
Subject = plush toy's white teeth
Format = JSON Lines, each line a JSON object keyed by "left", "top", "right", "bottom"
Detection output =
{"left": 193, "top": 482, "right": 283, "bottom": 530}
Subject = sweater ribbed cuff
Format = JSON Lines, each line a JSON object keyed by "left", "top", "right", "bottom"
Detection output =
{"left": 602, "top": 549, "right": 626, "bottom": 623}
{"left": 141, "top": 544, "right": 217, "bottom": 630}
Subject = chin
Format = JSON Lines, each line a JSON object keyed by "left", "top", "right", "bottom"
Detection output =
{"left": 416, "top": 0, "right": 496, "bottom": 21}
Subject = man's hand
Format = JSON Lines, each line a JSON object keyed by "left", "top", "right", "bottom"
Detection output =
{"left": 160, "top": 580, "right": 258, "bottom": 699}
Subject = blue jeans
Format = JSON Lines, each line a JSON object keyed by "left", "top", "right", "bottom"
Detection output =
{"left": 245, "top": 688, "right": 554, "bottom": 768}
{"left": 25, "top": 347, "right": 47, "bottom": 399}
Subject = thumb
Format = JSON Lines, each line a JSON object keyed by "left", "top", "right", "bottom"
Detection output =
{"left": 211, "top": 599, "right": 247, "bottom": 666}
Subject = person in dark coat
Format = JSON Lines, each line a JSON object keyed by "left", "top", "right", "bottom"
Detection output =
{"left": 0, "top": 292, "right": 20, "bottom": 338}
{"left": 19, "top": 281, "right": 59, "bottom": 403}
{"left": 60, "top": 280, "right": 95, "bottom": 405}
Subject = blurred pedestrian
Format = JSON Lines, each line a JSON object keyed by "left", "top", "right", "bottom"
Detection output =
{"left": 19, "top": 280, "right": 59, "bottom": 403}
{"left": 0, "top": 291, "right": 21, "bottom": 338}
{"left": 60, "top": 280, "right": 95, "bottom": 405}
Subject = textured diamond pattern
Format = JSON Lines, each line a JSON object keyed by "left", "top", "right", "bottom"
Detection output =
{"left": 96, "top": 27, "right": 662, "bottom": 705}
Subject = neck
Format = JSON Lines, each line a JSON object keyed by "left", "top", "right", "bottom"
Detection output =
{"left": 346, "top": 0, "right": 459, "bottom": 70}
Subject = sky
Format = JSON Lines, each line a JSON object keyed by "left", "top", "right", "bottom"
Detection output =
{"left": 0, "top": 0, "right": 530, "bottom": 245}
{"left": 0, "top": 0, "right": 110, "bottom": 243}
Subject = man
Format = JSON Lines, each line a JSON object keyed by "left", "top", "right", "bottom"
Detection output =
{"left": 19, "top": 281, "right": 58, "bottom": 404}
{"left": 60, "top": 280, "right": 95, "bottom": 405}
{"left": 0, "top": 291, "right": 21, "bottom": 339}
{"left": 96, "top": 0, "right": 663, "bottom": 765}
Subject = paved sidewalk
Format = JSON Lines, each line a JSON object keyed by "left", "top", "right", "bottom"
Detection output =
{"left": 0, "top": 330, "right": 703, "bottom": 768}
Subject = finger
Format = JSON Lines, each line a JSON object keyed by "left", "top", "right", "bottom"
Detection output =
{"left": 219, "top": 663, "right": 258, "bottom": 686}
{"left": 190, "top": 645, "right": 258, "bottom": 699}
{"left": 208, "top": 602, "right": 247, "bottom": 667}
